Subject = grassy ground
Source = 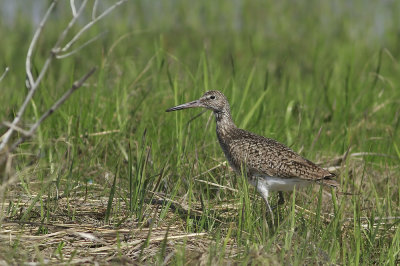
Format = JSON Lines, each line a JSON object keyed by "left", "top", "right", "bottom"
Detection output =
{"left": 1, "top": 0, "right": 399, "bottom": 264}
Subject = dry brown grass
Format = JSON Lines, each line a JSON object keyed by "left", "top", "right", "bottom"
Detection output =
{"left": 0, "top": 152, "right": 398, "bottom": 265}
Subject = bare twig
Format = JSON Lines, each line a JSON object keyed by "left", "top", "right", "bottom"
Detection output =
{"left": 26, "top": 0, "right": 87, "bottom": 92}
{"left": 61, "top": 0, "right": 127, "bottom": 52}
{"left": 0, "top": 0, "right": 127, "bottom": 152}
{"left": 92, "top": 0, "right": 99, "bottom": 20}
{"left": 2, "top": 0, "right": 64, "bottom": 152}
{"left": 70, "top": 0, "right": 77, "bottom": 17}
{"left": 9, "top": 68, "right": 97, "bottom": 152}
{"left": 1, "top": 1, "right": 57, "bottom": 151}
{"left": 1, "top": 122, "right": 30, "bottom": 137}
{"left": 25, "top": 0, "right": 57, "bottom": 89}
{"left": 56, "top": 31, "right": 107, "bottom": 59}
{"left": 53, "top": 0, "right": 88, "bottom": 50}
{"left": 0, "top": 68, "right": 96, "bottom": 167}
{"left": 0, "top": 67, "right": 9, "bottom": 83}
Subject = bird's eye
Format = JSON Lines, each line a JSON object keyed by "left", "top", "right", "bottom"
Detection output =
{"left": 210, "top": 95, "right": 216, "bottom": 100}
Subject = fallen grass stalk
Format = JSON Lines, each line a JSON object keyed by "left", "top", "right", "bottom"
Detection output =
{"left": 194, "top": 178, "right": 238, "bottom": 193}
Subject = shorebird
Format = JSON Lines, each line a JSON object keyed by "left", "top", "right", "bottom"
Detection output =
{"left": 166, "top": 90, "right": 338, "bottom": 214}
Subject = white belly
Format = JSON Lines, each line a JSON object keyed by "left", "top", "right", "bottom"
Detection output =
{"left": 251, "top": 175, "right": 310, "bottom": 192}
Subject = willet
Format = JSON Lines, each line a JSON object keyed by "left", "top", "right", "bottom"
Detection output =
{"left": 166, "top": 90, "right": 338, "bottom": 215}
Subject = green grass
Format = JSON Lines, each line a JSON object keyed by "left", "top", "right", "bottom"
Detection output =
{"left": 1, "top": 0, "right": 399, "bottom": 264}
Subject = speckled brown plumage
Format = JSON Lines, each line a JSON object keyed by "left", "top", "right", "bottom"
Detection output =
{"left": 218, "top": 127, "right": 335, "bottom": 183}
{"left": 166, "top": 90, "right": 338, "bottom": 212}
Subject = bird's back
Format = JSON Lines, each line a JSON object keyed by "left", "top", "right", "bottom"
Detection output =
{"left": 217, "top": 128, "right": 337, "bottom": 185}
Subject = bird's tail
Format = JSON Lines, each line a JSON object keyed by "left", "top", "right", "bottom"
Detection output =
{"left": 319, "top": 178, "right": 340, "bottom": 188}
{"left": 319, "top": 176, "right": 358, "bottom": 195}
{"left": 318, "top": 173, "right": 340, "bottom": 188}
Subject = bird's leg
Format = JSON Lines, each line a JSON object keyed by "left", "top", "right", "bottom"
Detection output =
{"left": 278, "top": 191, "right": 285, "bottom": 205}
{"left": 271, "top": 191, "right": 285, "bottom": 210}
{"left": 263, "top": 195, "right": 274, "bottom": 219}
{"left": 255, "top": 181, "right": 275, "bottom": 222}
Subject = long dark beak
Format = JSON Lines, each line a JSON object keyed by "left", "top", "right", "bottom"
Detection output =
{"left": 166, "top": 100, "right": 202, "bottom": 112}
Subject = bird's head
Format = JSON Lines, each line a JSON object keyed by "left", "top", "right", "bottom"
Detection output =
{"left": 166, "top": 90, "right": 229, "bottom": 113}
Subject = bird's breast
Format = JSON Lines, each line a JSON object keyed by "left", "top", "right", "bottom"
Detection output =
{"left": 216, "top": 130, "right": 240, "bottom": 171}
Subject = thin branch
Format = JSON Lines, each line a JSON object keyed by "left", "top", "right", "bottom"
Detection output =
{"left": 56, "top": 31, "right": 107, "bottom": 59}
{"left": 61, "top": 0, "right": 127, "bottom": 52}
{"left": 1, "top": 1, "right": 57, "bottom": 152}
{"left": 1, "top": 122, "right": 31, "bottom": 137}
{"left": 92, "top": 0, "right": 99, "bottom": 20}
{"left": 1, "top": 0, "right": 126, "bottom": 153}
{"left": 53, "top": 0, "right": 88, "bottom": 50}
{"left": 70, "top": 0, "right": 77, "bottom": 17}
{"left": 11, "top": 68, "right": 96, "bottom": 150}
{"left": 33, "top": 0, "right": 87, "bottom": 85}
{"left": 0, "top": 67, "right": 9, "bottom": 83}
{"left": 0, "top": 68, "right": 96, "bottom": 165}
{"left": 0, "top": 0, "right": 87, "bottom": 152}
{"left": 26, "top": 0, "right": 57, "bottom": 91}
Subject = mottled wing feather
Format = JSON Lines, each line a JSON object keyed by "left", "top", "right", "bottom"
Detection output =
{"left": 228, "top": 129, "right": 333, "bottom": 182}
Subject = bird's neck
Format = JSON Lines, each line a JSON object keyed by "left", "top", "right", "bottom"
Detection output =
{"left": 214, "top": 109, "right": 237, "bottom": 137}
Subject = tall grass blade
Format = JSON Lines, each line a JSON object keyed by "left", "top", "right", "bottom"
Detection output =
{"left": 105, "top": 162, "right": 119, "bottom": 223}
{"left": 240, "top": 89, "right": 268, "bottom": 129}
